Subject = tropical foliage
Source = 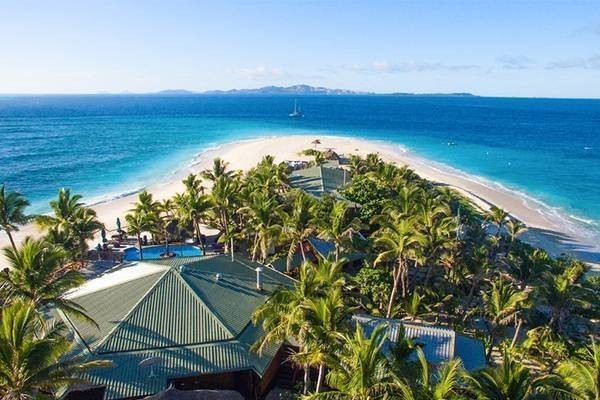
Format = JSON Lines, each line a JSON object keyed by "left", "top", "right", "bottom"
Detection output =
{"left": 1, "top": 151, "right": 598, "bottom": 399}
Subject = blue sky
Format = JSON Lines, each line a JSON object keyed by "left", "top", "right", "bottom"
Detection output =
{"left": 1, "top": 0, "right": 599, "bottom": 98}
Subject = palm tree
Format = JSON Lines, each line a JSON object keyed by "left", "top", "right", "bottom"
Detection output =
{"left": 556, "top": 341, "right": 600, "bottom": 400}
{"left": 486, "top": 206, "right": 510, "bottom": 237}
{"left": 70, "top": 208, "right": 104, "bottom": 267}
{"left": 536, "top": 264, "right": 593, "bottom": 335}
{"left": 36, "top": 188, "right": 84, "bottom": 231}
{"left": 36, "top": 188, "right": 100, "bottom": 265}
{"left": 175, "top": 190, "right": 213, "bottom": 252}
{"left": 281, "top": 190, "right": 318, "bottom": 272}
{"left": 396, "top": 348, "right": 464, "bottom": 400}
{"left": 482, "top": 278, "right": 528, "bottom": 360}
{"left": 294, "top": 287, "right": 351, "bottom": 393}
{"left": 305, "top": 324, "right": 396, "bottom": 400}
{"left": 373, "top": 213, "right": 424, "bottom": 317}
{"left": 0, "top": 238, "right": 94, "bottom": 323}
{"left": 506, "top": 219, "right": 528, "bottom": 243}
{"left": 506, "top": 248, "right": 550, "bottom": 291}
{"left": 318, "top": 201, "right": 362, "bottom": 262}
{"left": 0, "top": 299, "right": 110, "bottom": 399}
{"left": 201, "top": 157, "right": 233, "bottom": 182}
{"left": 0, "top": 185, "right": 31, "bottom": 252}
{"left": 125, "top": 211, "right": 157, "bottom": 260}
{"left": 182, "top": 173, "right": 204, "bottom": 193}
{"left": 253, "top": 263, "right": 323, "bottom": 394}
{"left": 464, "top": 349, "right": 557, "bottom": 400}
{"left": 240, "top": 193, "right": 282, "bottom": 263}
{"left": 207, "top": 174, "right": 240, "bottom": 254}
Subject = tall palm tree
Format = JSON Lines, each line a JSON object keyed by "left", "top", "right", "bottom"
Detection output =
{"left": 506, "top": 219, "right": 528, "bottom": 243}
{"left": 556, "top": 341, "right": 600, "bottom": 400}
{"left": 36, "top": 188, "right": 84, "bottom": 231}
{"left": 0, "top": 299, "right": 110, "bottom": 399}
{"left": 132, "top": 190, "right": 159, "bottom": 216}
{"left": 253, "top": 263, "right": 323, "bottom": 394}
{"left": 70, "top": 208, "right": 104, "bottom": 268}
{"left": 36, "top": 188, "right": 100, "bottom": 265}
{"left": 536, "top": 264, "right": 593, "bottom": 335}
{"left": 305, "top": 324, "right": 396, "bottom": 400}
{"left": 201, "top": 157, "right": 233, "bottom": 182}
{"left": 482, "top": 278, "right": 528, "bottom": 360}
{"left": 373, "top": 213, "right": 424, "bottom": 317}
{"left": 486, "top": 206, "right": 510, "bottom": 237}
{"left": 240, "top": 193, "right": 282, "bottom": 263}
{"left": 464, "top": 349, "right": 557, "bottom": 400}
{"left": 293, "top": 287, "right": 351, "bottom": 393}
{"left": 395, "top": 348, "right": 464, "bottom": 400}
{"left": 125, "top": 211, "right": 157, "bottom": 260}
{"left": 506, "top": 248, "right": 550, "bottom": 291}
{"left": 318, "top": 201, "right": 362, "bottom": 262}
{"left": 182, "top": 173, "right": 204, "bottom": 193}
{"left": 0, "top": 185, "right": 31, "bottom": 252}
{"left": 0, "top": 238, "right": 94, "bottom": 323}
{"left": 207, "top": 174, "right": 240, "bottom": 254}
{"left": 175, "top": 190, "right": 213, "bottom": 252}
{"left": 281, "top": 190, "right": 318, "bottom": 272}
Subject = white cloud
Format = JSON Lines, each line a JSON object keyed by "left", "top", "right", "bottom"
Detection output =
{"left": 496, "top": 55, "right": 536, "bottom": 70}
{"left": 546, "top": 55, "right": 600, "bottom": 70}
{"left": 346, "top": 60, "right": 479, "bottom": 74}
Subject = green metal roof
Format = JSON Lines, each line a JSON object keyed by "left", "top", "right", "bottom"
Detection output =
{"left": 290, "top": 165, "right": 349, "bottom": 198}
{"left": 61, "top": 255, "right": 294, "bottom": 399}
{"left": 95, "top": 269, "right": 234, "bottom": 353}
{"left": 66, "top": 270, "right": 166, "bottom": 351}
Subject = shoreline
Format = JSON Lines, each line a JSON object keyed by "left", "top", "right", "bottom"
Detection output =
{"left": 3, "top": 135, "right": 599, "bottom": 271}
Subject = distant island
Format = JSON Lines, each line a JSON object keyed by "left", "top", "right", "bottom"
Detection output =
{"left": 149, "top": 85, "right": 476, "bottom": 97}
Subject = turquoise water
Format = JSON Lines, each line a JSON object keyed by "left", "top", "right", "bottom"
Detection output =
{"left": 0, "top": 94, "right": 599, "bottom": 243}
{"left": 123, "top": 244, "right": 202, "bottom": 261}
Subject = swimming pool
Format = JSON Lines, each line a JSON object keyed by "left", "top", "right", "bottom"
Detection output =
{"left": 123, "top": 244, "right": 202, "bottom": 261}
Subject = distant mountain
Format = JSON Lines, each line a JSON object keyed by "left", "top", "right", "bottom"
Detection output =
{"left": 145, "top": 85, "right": 475, "bottom": 97}
{"left": 202, "top": 85, "right": 370, "bottom": 95}
{"left": 155, "top": 89, "right": 196, "bottom": 95}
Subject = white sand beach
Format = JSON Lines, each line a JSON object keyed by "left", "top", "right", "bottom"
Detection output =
{"left": 2, "top": 135, "right": 599, "bottom": 271}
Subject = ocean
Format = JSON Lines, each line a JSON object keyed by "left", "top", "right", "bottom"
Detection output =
{"left": 1, "top": 94, "right": 599, "bottom": 242}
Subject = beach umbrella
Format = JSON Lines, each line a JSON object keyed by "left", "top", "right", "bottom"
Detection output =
{"left": 311, "top": 139, "right": 321, "bottom": 149}
{"left": 116, "top": 217, "right": 121, "bottom": 232}
{"left": 101, "top": 228, "right": 107, "bottom": 243}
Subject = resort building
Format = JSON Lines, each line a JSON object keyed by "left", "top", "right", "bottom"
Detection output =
{"left": 61, "top": 255, "right": 294, "bottom": 400}
{"left": 353, "top": 315, "right": 487, "bottom": 372}
{"left": 289, "top": 162, "right": 350, "bottom": 199}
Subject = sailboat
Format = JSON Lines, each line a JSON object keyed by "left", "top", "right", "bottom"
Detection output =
{"left": 289, "top": 100, "right": 303, "bottom": 118}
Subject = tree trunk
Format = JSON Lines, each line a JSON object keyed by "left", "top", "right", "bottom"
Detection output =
{"left": 251, "top": 233, "right": 259, "bottom": 261}
{"left": 195, "top": 219, "right": 206, "bottom": 253}
{"left": 6, "top": 230, "right": 17, "bottom": 253}
{"left": 486, "top": 330, "right": 496, "bottom": 361}
{"left": 299, "top": 240, "right": 306, "bottom": 262}
{"left": 335, "top": 244, "right": 339, "bottom": 262}
{"left": 386, "top": 258, "right": 403, "bottom": 318}
{"left": 80, "top": 240, "right": 86, "bottom": 268}
{"left": 286, "top": 242, "right": 295, "bottom": 273}
{"left": 303, "top": 363, "right": 311, "bottom": 394}
{"left": 138, "top": 234, "right": 144, "bottom": 260}
{"left": 511, "top": 318, "right": 523, "bottom": 348}
{"left": 315, "top": 364, "right": 325, "bottom": 393}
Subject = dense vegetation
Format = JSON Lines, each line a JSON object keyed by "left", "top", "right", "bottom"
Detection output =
{"left": 0, "top": 150, "right": 598, "bottom": 399}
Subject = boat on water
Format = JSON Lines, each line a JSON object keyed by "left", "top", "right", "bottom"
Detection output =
{"left": 289, "top": 100, "right": 303, "bottom": 117}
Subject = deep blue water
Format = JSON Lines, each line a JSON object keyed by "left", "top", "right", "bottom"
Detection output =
{"left": 0, "top": 94, "right": 599, "bottom": 239}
